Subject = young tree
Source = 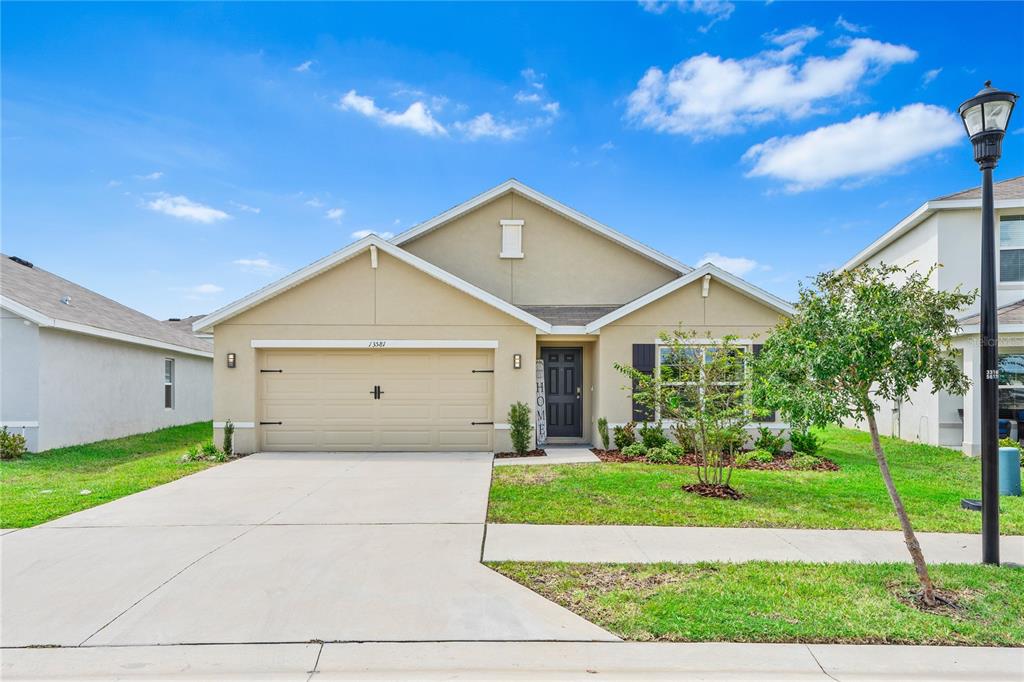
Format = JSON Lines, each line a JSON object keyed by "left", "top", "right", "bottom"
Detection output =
{"left": 753, "top": 264, "right": 975, "bottom": 606}
{"left": 617, "top": 330, "right": 751, "bottom": 492}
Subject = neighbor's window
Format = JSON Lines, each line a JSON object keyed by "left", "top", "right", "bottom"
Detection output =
{"left": 999, "top": 216, "right": 1024, "bottom": 283}
{"left": 998, "top": 351, "right": 1024, "bottom": 418}
{"left": 164, "top": 358, "right": 175, "bottom": 409}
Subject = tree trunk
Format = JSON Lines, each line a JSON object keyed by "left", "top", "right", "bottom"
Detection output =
{"left": 865, "top": 410, "right": 937, "bottom": 606}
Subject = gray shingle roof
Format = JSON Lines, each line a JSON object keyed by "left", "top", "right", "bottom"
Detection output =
{"left": 959, "top": 298, "right": 1024, "bottom": 327}
{"left": 1, "top": 255, "right": 212, "bottom": 354}
{"left": 517, "top": 305, "right": 621, "bottom": 326}
{"left": 933, "top": 175, "right": 1024, "bottom": 202}
{"left": 163, "top": 315, "right": 207, "bottom": 334}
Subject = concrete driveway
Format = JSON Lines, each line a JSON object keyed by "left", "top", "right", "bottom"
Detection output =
{"left": 1, "top": 452, "right": 614, "bottom": 647}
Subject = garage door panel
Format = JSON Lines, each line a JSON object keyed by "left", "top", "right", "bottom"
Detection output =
{"left": 258, "top": 349, "right": 494, "bottom": 452}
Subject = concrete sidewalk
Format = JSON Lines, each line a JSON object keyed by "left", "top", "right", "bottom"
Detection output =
{"left": 3, "top": 642, "right": 1021, "bottom": 680}
{"left": 493, "top": 446, "right": 601, "bottom": 466}
{"left": 484, "top": 524, "right": 1024, "bottom": 564}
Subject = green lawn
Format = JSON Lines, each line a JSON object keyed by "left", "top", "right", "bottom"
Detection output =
{"left": 0, "top": 422, "right": 216, "bottom": 528}
{"left": 491, "top": 561, "right": 1024, "bottom": 646}
{"left": 489, "top": 426, "right": 1024, "bottom": 533}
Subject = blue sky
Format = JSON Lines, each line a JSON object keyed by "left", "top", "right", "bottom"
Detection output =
{"left": 3, "top": 1, "right": 1023, "bottom": 320}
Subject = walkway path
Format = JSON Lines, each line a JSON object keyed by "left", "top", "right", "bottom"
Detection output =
{"left": 484, "top": 523, "right": 1024, "bottom": 564}
{"left": 493, "top": 446, "right": 601, "bottom": 466}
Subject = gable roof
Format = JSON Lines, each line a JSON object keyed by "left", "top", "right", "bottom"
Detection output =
{"left": 389, "top": 179, "right": 692, "bottom": 275}
{"left": 583, "top": 263, "right": 794, "bottom": 333}
{"left": 841, "top": 175, "right": 1024, "bottom": 271}
{"left": 193, "top": 235, "right": 553, "bottom": 333}
{"left": 0, "top": 255, "right": 213, "bottom": 357}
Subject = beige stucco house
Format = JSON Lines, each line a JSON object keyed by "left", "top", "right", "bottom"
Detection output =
{"left": 195, "top": 180, "right": 793, "bottom": 453}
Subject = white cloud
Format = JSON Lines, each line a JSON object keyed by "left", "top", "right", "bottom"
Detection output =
{"left": 304, "top": 197, "right": 324, "bottom": 208}
{"left": 177, "top": 283, "right": 224, "bottom": 296}
{"left": 146, "top": 193, "right": 229, "bottom": 223}
{"left": 351, "top": 229, "right": 395, "bottom": 240}
{"left": 136, "top": 171, "right": 163, "bottom": 180}
{"left": 515, "top": 91, "right": 542, "bottom": 104}
{"left": 106, "top": 180, "right": 122, "bottom": 188}
{"left": 229, "top": 201, "right": 261, "bottom": 214}
{"left": 542, "top": 101, "right": 561, "bottom": 116}
{"left": 599, "top": 141, "right": 616, "bottom": 151}
{"left": 639, "top": 0, "right": 671, "bottom": 14}
{"left": 521, "top": 68, "right": 545, "bottom": 89}
{"left": 454, "top": 113, "right": 525, "bottom": 141}
{"left": 743, "top": 103, "right": 961, "bottom": 192}
{"left": 921, "top": 68, "right": 942, "bottom": 87}
{"left": 326, "top": 208, "right": 345, "bottom": 222}
{"left": 626, "top": 38, "right": 917, "bottom": 138}
{"left": 835, "top": 15, "right": 867, "bottom": 33}
{"left": 232, "top": 257, "right": 280, "bottom": 274}
{"left": 697, "top": 253, "right": 763, "bottom": 277}
{"left": 766, "top": 26, "right": 821, "bottom": 46}
{"left": 293, "top": 60, "right": 315, "bottom": 73}
{"left": 640, "top": 1, "right": 735, "bottom": 31}
{"left": 337, "top": 90, "right": 447, "bottom": 137}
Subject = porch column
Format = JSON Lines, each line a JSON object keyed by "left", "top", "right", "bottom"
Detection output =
{"left": 961, "top": 337, "right": 982, "bottom": 456}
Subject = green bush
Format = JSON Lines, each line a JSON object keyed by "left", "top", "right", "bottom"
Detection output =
{"left": 790, "top": 454, "right": 822, "bottom": 470}
{"left": 223, "top": 419, "right": 235, "bottom": 456}
{"left": 663, "top": 442, "right": 685, "bottom": 458}
{"left": 621, "top": 443, "right": 647, "bottom": 460}
{"left": 181, "top": 443, "right": 203, "bottom": 463}
{"left": 639, "top": 422, "right": 668, "bottom": 449}
{"left": 790, "top": 429, "right": 820, "bottom": 456}
{"left": 613, "top": 422, "right": 637, "bottom": 450}
{"left": 508, "top": 402, "right": 532, "bottom": 455}
{"left": 736, "top": 448, "right": 775, "bottom": 466}
{"left": 754, "top": 427, "right": 786, "bottom": 456}
{"left": 670, "top": 422, "right": 697, "bottom": 454}
{"left": 645, "top": 447, "right": 679, "bottom": 464}
{"left": 0, "top": 426, "right": 28, "bottom": 460}
{"left": 597, "top": 417, "right": 610, "bottom": 450}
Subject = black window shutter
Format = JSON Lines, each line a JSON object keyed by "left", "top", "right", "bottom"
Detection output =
{"left": 632, "top": 343, "right": 656, "bottom": 422}
{"left": 751, "top": 344, "right": 776, "bottom": 422}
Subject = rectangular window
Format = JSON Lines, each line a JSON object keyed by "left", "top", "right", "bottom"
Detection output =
{"left": 656, "top": 344, "right": 748, "bottom": 416}
{"left": 164, "top": 358, "right": 175, "bottom": 409}
{"left": 999, "top": 216, "right": 1024, "bottom": 283}
{"left": 999, "top": 351, "right": 1024, "bottom": 419}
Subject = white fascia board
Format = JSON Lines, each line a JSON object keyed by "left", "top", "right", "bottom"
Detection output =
{"left": 839, "top": 197, "right": 1024, "bottom": 273}
{"left": 584, "top": 264, "right": 794, "bottom": 333}
{"left": 251, "top": 339, "right": 499, "bottom": 349}
{"left": 194, "top": 235, "right": 551, "bottom": 333}
{"left": 2, "top": 296, "right": 212, "bottom": 358}
{"left": 389, "top": 179, "right": 693, "bottom": 275}
{"left": 545, "top": 325, "right": 592, "bottom": 335}
{"left": 956, "top": 324, "right": 1024, "bottom": 336}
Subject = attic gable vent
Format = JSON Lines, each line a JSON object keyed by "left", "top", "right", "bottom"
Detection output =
{"left": 499, "top": 219, "right": 524, "bottom": 259}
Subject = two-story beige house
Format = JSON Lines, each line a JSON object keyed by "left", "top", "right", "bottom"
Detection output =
{"left": 195, "top": 180, "right": 792, "bottom": 453}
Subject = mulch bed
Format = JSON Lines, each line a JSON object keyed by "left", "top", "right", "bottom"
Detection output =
{"left": 590, "top": 448, "right": 839, "bottom": 471}
{"left": 683, "top": 482, "right": 744, "bottom": 499}
{"left": 494, "top": 449, "right": 547, "bottom": 459}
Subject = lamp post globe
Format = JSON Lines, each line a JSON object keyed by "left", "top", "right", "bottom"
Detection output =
{"left": 959, "top": 81, "right": 1017, "bottom": 566}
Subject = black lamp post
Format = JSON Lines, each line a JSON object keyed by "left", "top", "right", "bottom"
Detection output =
{"left": 958, "top": 81, "right": 1018, "bottom": 566}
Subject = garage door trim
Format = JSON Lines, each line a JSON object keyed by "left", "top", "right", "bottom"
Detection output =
{"left": 251, "top": 339, "right": 499, "bottom": 349}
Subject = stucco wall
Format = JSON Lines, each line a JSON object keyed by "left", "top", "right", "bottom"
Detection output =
{"left": 402, "top": 191, "right": 680, "bottom": 305}
{"left": 212, "top": 249, "right": 538, "bottom": 453}
{"left": 36, "top": 329, "right": 212, "bottom": 451}
{"left": 1, "top": 310, "right": 41, "bottom": 451}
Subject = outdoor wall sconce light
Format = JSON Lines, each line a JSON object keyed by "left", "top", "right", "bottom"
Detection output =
{"left": 513, "top": 353, "right": 522, "bottom": 369}
{"left": 226, "top": 352, "right": 236, "bottom": 369}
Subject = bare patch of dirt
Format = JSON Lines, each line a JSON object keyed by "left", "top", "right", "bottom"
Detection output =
{"left": 889, "top": 581, "right": 972, "bottom": 617}
{"left": 683, "top": 482, "right": 744, "bottom": 499}
{"left": 511, "top": 468, "right": 560, "bottom": 485}
{"left": 495, "top": 449, "right": 547, "bottom": 459}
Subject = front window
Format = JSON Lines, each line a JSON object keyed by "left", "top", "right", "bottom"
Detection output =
{"left": 657, "top": 344, "right": 748, "bottom": 415}
{"left": 164, "top": 358, "right": 175, "bottom": 409}
{"left": 999, "top": 216, "right": 1024, "bottom": 283}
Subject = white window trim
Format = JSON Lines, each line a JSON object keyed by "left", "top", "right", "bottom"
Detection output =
{"left": 499, "top": 219, "right": 525, "bottom": 259}
{"left": 999, "top": 215, "right": 1024, "bottom": 284}
{"left": 164, "top": 358, "right": 175, "bottom": 410}
{"left": 654, "top": 342, "right": 750, "bottom": 421}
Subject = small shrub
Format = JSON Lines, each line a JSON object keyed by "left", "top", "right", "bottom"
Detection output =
{"left": 223, "top": 419, "right": 235, "bottom": 456}
{"left": 790, "top": 454, "right": 822, "bottom": 470}
{"left": 646, "top": 447, "right": 679, "bottom": 464}
{"left": 670, "top": 422, "right": 697, "bottom": 454}
{"left": 620, "top": 443, "right": 647, "bottom": 460}
{"left": 736, "top": 449, "right": 774, "bottom": 466}
{"left": 597, "top": 417, "right": 610, "bottom": 450}
{"left": 639, "top": 422, "right": 668, "bottom": 449}
{"left": 613, "top": 422, "right": 637, "bottom": 450}
{"left": 181, "top": 443, "right": 203, "bottom": 463}
{"left": 0, "top": 426, "right": 28, "bottom": 460}
{"left": 508, "top": 402, "right": 532, "bottom": 455}
{"left": 790, "top": 429, "right": 820, "bottom": 456}
{"left": 663, "top": 442, "right": 685, "bottom": 458}
{"left": 201, "top": 440, "right": 219, "bottom": 457}
{"left": 754, "top": 427, "right": 786, "bottom": 456}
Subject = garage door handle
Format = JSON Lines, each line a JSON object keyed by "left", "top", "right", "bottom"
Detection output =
{"left": 260, "top": 421, "right": 282, "bottom": 426}
{"left": 472, "top": 369, "right": 494, "bottom": 373}
{"left": 471, "top": 421, "right": 494, "bottom": 426}
{"left": 260, "top": 369, "right": 283, "bottom": 373}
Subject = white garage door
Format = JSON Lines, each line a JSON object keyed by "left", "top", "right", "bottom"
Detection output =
{"left": 257, "top": 349, "right": 494, "bottom": 451}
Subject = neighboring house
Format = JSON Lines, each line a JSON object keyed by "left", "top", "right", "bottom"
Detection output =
{"left": 195, "top": 180, "right": 792, "bottom": 453}
{"left": 0, "top": 255, "right": 213, "bottom": 451}
{"left": 840, "top": 175, "right": 1024, "bottom": 455}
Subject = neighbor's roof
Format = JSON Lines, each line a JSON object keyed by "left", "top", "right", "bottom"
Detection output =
{"left": 390, "top": 179, "right": 693, "bottom": 276}
{"left": 163, "top": 315, "right": 207, "bottom": 335}
{"left": 933, "top": 175, "right": 1024, "bottom": 202}
{"left": 0, "top": 255, "right": 213, "bottom": 357}
{"left": 958, "top": 298, "right": 1024, "bottom": 327}
{"left": 841, "top": 175, "right": 1024, "bottom": 272}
